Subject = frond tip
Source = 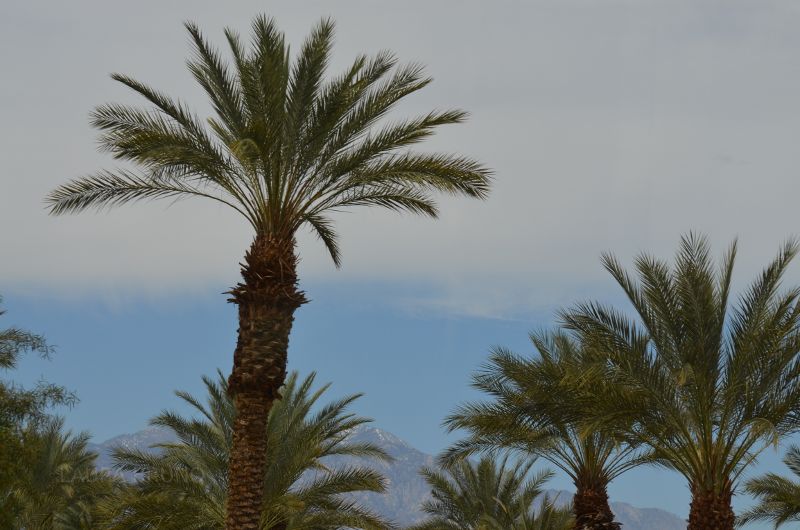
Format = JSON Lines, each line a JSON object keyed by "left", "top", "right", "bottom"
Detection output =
{"left": 45, "top": 169, "right": 246, "bottom": 218}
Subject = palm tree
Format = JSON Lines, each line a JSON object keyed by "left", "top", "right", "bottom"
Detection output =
{"left": 739, "top": 445, "right": 800, "bottom": 528}
{"left": 560, "top": 234, "right": 800, "bottom": 530}
{"left": 45, "top": 16, "right": 491, "bottom": 528}
{"left": 101, "top": 370, "right": 393, "bottom": 529}
{"left": 444, "top": 331, "right": 643, "bottom": 529}
{"left": 0, "top": 297, "right": 76, "bottom": 527}
{"left": 10, "top": 418, "right": 119, "bottom": 530}
{"left": 410, "top": 454, "right": 572, "bottom": 530}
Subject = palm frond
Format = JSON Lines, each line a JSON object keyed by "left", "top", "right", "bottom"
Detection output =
{"left": 412, "top": 454, "right": 567, "bottom": 530}
{"left": 104, "top": 370, "right": 391, "bottom": 529}
{"left": 563, "top": 235, "right": 800, "bottom": 499}
{"left": 47, "top": 15, "right": 491, "bottom": 264}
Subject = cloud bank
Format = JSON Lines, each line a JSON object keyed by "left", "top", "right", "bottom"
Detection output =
{"left": 3, "top": 0, "right": 800, "bottom": 315}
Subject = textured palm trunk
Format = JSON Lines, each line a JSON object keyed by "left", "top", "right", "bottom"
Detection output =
{"left": 573, "top": 484, "right": 620, "bottom": 530}
{"left": 687, "top": 485, "right": 734, "bottom": 530}
{"left": 225, "top": 235, "right": 306, "bottom": 530}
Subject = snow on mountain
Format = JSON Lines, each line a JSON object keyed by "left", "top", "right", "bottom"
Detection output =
{"left": 88, "top": 424, "right": 684, "bottom": 529}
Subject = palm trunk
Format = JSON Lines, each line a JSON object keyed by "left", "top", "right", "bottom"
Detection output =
{"left": 687, "top": 484, "right": 734, "bottom": 530}
{"left": 573, "top": 484, "right": 620, "bottom": 530}
{"left": 225, "top": 235, "right": 306, "bottom": 530}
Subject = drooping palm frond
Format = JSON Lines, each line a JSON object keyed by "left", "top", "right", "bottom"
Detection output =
{"left": 739, "top": 445, "right": 800, "bottom": 528}
{"left": 409, "top": 454, "right": 571, "bottom": 530}
{"left": 100, "top": 371, "right": 393, "bottom": 529}
{"left": 46, "top": 15, "right": 491, "bottom": 267}
{"left": 560, "top": 234, "right": 800, "bottom": 497}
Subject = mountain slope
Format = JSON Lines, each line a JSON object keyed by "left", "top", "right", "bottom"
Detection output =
{"left": 88, "top": 425, "right": 684, "bottom": 529}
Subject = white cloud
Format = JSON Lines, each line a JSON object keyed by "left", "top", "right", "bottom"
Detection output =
{"left": 3, "top": 0, "right": 800, "bottom": 315}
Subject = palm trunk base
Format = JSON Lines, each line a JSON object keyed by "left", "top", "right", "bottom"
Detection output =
{"left": 688, "top": 488, "right": 734, "bottom": 530}
{"left": 574, "top": 487, "right": 621, "bottom": 530}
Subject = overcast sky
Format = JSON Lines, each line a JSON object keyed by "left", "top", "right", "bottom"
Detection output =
{"left": 3, "top": 1, "right": 800, "bottom": 523}
{"left": 4, "top": 0, "right": 800, "bottom": 315}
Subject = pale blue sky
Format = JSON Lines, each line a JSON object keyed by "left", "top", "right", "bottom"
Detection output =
{"left": 4, "top": 0, "right": 800, "bottom": 525}
{"left": 6, "top": 284, "right": 795, "bottom": 522}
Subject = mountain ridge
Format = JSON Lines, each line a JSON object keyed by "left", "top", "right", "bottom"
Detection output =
{"left": 88, "top": 425, "right": 685, "bottom": 529}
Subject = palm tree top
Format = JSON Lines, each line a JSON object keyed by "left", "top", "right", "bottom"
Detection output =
{"left": 442, "top": 330, "right": 646, "bottom": 485}
{"left": 46, "top": 15, "right": 492, "bottom": 267}
{"left": 413, "top": 454, "right": 563, "bottom": 530}
{"left": 106, "top": 370, "right": 393, "bottom": 529}
{"left": 560, "top": 233, "right": 800, "bottom": 491}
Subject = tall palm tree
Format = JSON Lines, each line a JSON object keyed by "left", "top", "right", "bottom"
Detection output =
{"left": 739, "top": 445, "right": 800, "bottom": 528}
{"left": 10, "top": 418, "right": 119, "bottom": 530}
{"left": 444, "top": 331, "right": 643, "bottom": 529}
{"left": 560, "top": 234, "right": 800, "bottom": 530}
{"left": 46, "top": 16, "right": 491, "bottom": 528}
{"left": 410, "top": 454, "right": 572, "bottom": 530}
{"left": 101, "top": 370, "right": 392, "bottom": 530}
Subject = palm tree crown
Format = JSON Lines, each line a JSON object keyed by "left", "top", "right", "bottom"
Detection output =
{"left": 45, "top": 16, "right": 490, "bottom": 266}
{"left": 10, "top": 418, "right": 118, "bottom": 530}
{"left": 411, "top": 454, "right": 571, "bottom": 530}
{"left": 560, "top": 234, "right": 800, "bottom": 529}
{"left": 444, "top": 331, "right": 643, "bottom": 529}
{"left": 103, "top": 370, "right": 392, "bottom": 529}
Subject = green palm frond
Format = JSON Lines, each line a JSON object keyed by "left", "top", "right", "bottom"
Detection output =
{"left": 739, "top": 445, "right": 800, "bottom": 528}
{"left": 560, "top": 234, "right": 800, "bottom": 496}
{"left": 410, "top": 454, "right": 571, "bottom": 530}
{"left": 10, "top": 418, "right": 120, "bottom": 530}
{"left": 46, "top": 15, "right": 491, "bottom": 266}
{"left": 444, "top": 332, "right": 647, "bottom": 490}
{"left": 101, "top": 370, "right": 393, "bottom": 529}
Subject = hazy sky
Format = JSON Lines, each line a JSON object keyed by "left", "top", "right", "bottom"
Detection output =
{"left": 5, "top": 0, "right": 800, "bottom": 311}
{"left": 3, "top": 0, "right": 800, "bottom": 524}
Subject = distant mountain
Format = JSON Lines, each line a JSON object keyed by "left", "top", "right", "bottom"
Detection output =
{"left": 88, "top": 426, "right": 178, "bottom": 482}
{"left": 611, "top": 501, "right": 686, "bottom": 530}
{"left": 88, "top": 425, "right": 685, "bottom": 529}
